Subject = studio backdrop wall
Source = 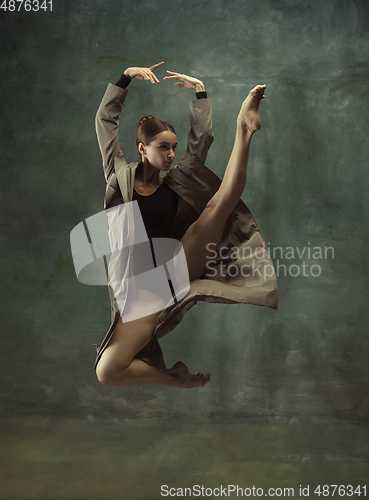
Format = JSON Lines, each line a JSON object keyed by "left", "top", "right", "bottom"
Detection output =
{"left": 1, "top": 0, "right": 368, "bottom": 420}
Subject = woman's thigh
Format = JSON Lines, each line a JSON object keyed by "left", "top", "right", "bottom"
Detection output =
{"left": 96, "top": 292, "right": 162, "bottom": 378}
{"left": 180, "top": 202, "right": 228, "bottom": 281}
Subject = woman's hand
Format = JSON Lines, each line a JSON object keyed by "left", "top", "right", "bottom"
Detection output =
{"left": 123, "top": 62, "right": 164, "bottom": 84}
{"left": 163, "top": 71, "right": 205, "bottom": 92}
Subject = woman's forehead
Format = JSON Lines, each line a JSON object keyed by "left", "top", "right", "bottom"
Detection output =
{"left": 153, "top": 130, "right": 177, "bottom": 143}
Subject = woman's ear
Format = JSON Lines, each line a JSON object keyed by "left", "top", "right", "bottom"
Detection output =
{"left": 138, "top": 142, "right": 146, "bottom": 157}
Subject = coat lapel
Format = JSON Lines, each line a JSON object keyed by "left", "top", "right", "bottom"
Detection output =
{"left": 114, "top": 158, "right": 139, "bottom": 203}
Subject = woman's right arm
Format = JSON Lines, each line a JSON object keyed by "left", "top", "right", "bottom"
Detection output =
{"left": 95, "top": 62, "right": 163, "bottom": 182}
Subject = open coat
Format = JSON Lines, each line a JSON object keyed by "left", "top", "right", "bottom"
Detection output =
{"left": 93, "top": 83, "right": 278, "bottom": 369}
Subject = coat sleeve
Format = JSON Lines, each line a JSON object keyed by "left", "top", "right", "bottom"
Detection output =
{"left": 95, "top": 83, "right": 129, "bottom": 182}
{"left": 186, "top": 98, "right": 214, "bottom": 165}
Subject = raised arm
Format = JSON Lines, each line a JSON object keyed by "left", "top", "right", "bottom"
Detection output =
{"left": 95, "top": 62, "right": 164, "bottom": 182}
{"left": 164, "top": 71, "right": 214, "bottom": 164}
{"left": 95, "top": 83, "right": 128, "bottom": 182}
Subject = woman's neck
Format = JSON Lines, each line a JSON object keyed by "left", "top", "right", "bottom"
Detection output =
{"left": 136, "top": 161, "right": 162, "bottom": 187}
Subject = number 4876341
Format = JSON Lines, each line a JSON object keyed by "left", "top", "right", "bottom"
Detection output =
{"left": 314, "top": 485, "right": 367, "bottom": 497}
{"left": 1, "top": 0, "right": 52, "bottom": 12}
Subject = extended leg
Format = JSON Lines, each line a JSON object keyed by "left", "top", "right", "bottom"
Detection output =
{"left": 180, "top": 84, "right": 266, "bottom": 281}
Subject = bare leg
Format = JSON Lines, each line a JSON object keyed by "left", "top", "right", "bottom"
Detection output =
{"left": 181, "top": 84, "right": 266, "bottom": 281}
{"left": 96, "top": 290, "right": 210, "bottom": 388}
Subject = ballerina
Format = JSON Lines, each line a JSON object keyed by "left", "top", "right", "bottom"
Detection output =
{"left": 94, "top": 61, "right": 276, "bottom": 388}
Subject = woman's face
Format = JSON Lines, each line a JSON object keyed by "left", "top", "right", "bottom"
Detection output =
{"left": 139, "top": 131, "right": 177, "bottom": 171}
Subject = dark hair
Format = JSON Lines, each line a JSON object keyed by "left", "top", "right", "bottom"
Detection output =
{"left": 136, "top": 115, "right": 176, "bottom": 147}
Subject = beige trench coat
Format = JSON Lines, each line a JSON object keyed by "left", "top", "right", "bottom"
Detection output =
{"left": 93, "top": 83, "right": 278, "bottom": 370}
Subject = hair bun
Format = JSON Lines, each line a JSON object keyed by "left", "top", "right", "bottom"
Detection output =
{"left": 138, "top": 115, "right": 155, "bottom": 127}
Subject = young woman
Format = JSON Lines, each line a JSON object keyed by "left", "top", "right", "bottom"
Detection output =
{"left": 94, "top": 61, "right": 278, "bottom": 389}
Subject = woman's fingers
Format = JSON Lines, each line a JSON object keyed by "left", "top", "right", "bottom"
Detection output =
{"left": 133, "top": 66, "right": 161, "bottom": 84}
{"left": 164, "top": 70, "right": 184, "bottom": 79}
{"left": 127, "top": 63, "right": 163, "bottom": 83}
{"left": 151, "top": 72, "right": 160, "bottom": 84}
{"left": 149, "top": 61, "right": 164, "bottom": 71}
{"left": 146, "top": 62, "right": 164, "bottom": 84}
{"left": 164, "top": 71, "right": 201, "bottom": 88}
{"left": 164, "top": 71, "right": 202, "bottom": 90}
{"left": 145, "top": 70, "right": 156, "bottom": 84}
{"left": 141, "top": 69, "right": 152, "bottom": 83}
{"left": 164, "top": 76, "right": 186, "bottom": 85}
{"left": 142, "top": 68, "right": 159, "bottom": 84}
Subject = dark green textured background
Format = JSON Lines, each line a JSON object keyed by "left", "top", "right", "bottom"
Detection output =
{"left": 1, "top": 0, "right": 368, "bottom": 498}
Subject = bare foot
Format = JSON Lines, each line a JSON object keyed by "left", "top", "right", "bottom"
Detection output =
{"left": 237, "top": 84, "right": 267, "bottom": 134}
{"left": 169, "top": 361, "right": 211, "bottom": 388}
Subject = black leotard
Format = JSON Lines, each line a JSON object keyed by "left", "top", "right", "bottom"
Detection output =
{"left": 131, "top": 182, "right": 178, "bottom": 275}
{"left": 133, "top": 181, "right": 178, "bottom": 238}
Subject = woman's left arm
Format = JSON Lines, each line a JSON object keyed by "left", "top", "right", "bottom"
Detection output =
{"left": 164, "top": 71, "right": 214, "bottom": 164}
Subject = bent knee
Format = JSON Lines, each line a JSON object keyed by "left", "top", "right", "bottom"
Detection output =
{"left": 95, "top": 364, "right": 114, "bottom": 385}
{"left": 96, "top": 362, "right": 129, "bottom": 386}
